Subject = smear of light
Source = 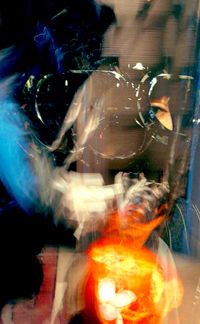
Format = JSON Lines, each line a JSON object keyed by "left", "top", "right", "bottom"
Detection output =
{"left": 70, "top": 69, "right": 126, "bottom": 81}
{"left": 51, "top": 171, "right": 119, "bottom": 238}
{"left": 148, "top": 77, "right": 158, "bottom": 97}
{"left": 98, "top": 278, "right": 116, "bottom": 302}
{"left": 192, "top": 203, "right": 200, "bottom": 223}
{"left": 191, "top": 277, "right": 200, "bottom": 323}
{"left": 166, "top": 223, "right": 172, "bottom": 251}
{"left": 176, "top": 203, "right": 190, "bottom": 254}
{"left": 35, "top": 101, "right": 45, "bottom": 124}
{"left": 132, "top": 62, "right": 145, "bottom": 70}
{"left": 51, "top": 8, "right": 68, "bottom": 20}
{"left": 0, "top": 100, "right": 38, "bottom": 212}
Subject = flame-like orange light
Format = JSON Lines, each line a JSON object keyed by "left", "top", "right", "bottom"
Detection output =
{"left": 85, "top": 208, "right": 183, "bottom": 324}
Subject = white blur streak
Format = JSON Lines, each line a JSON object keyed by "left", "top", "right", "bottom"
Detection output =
{"left": 35, "top": 144, "right": 170, "bottom": 239}
{"left": 115, "top": 172, "right": 169, "bottom": 214}
{"left": 192, "top": 203, "right": 200, "bottom": 224}
{"left": 176, "top": 202, "right": 190, "bottom": 254}
{"left": 49, "top": 85, "right": 84, "bottom": 152}
{"left": 70, "top": 69, "right": 126, "bottom": 82}
{"left": 34, "top": 152, "right": 120, "bottom": 238}
{"left": 157, "top": 238, "right": 181, "bottom": 324}
{"left": 57, "top": 253, "right": 89, "bottom": 324}
{"left": 63, "top": 98, "right": 103, "bottom": 169}
{"left": 51, "top": 171, "right": 118, "bottom": 239}
{"left": 36, "top": 162, "right": 169, "bottom": 239}
{"left": 48, "top": 69, "right": 125, "bottom": 166}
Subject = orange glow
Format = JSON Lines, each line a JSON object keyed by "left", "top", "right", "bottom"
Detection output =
{"left": 85, "top": 208, "right": 183, "bottom": 324}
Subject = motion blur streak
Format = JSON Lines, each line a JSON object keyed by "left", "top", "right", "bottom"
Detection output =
{"left": 0, "top": 95, "right": 38, "bottom": 212}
